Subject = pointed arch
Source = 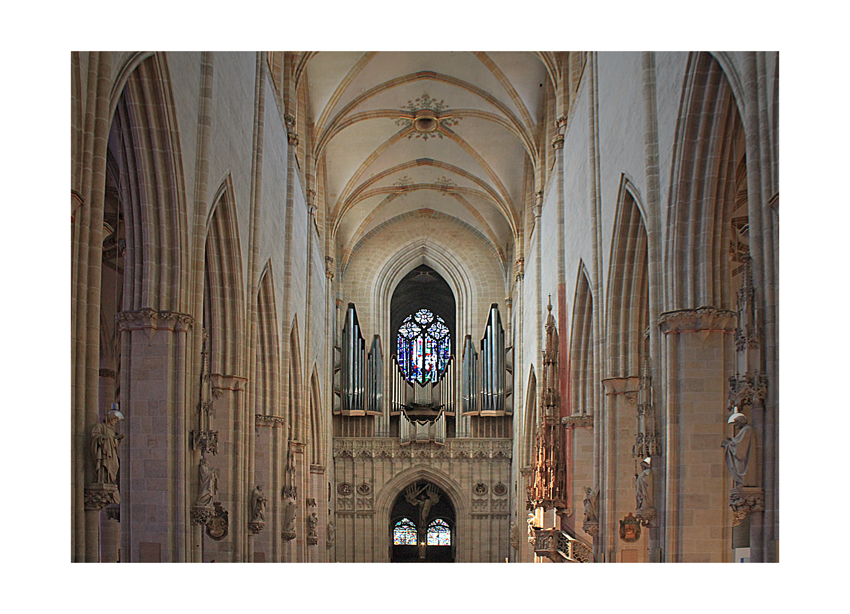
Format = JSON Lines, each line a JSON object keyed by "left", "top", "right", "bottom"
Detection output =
{"left": 108, "top": 52, "right": 189, "bottom": 312}
{"left": 374, "top": 464, "right": 469, "bottom": 562}
{"left": 205, "top": 175, "right": 245, "bottom": 377}
{"left": 570, "top": 262, "right": 594, "bottom": 416}
{"left": 255, "top": 261, "right": 280, "bottom": 416}
{"left": 309, "top": 365, "right": 324, "bottom": 464}
{"left": 606, "top": 177, "right": 649, "bottom": 378}
{"left": 666, "top": 51, "right": 747, "bottom": 311}
{"left": 522, "top": 365, "right": 537, "bottom": 468}
{"left": 288, "top": 317, "right": 303, "bottom": 441}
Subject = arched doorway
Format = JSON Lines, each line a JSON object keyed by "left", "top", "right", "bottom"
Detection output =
{"left": 390, "top": 480, "right": 455, "bottom": 562}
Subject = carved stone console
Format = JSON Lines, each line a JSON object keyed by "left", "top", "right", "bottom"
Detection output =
{"left": 729, "top": 487, "right": 765, "bottom": 526}
{"left": 84, "top": 483, "right": 119, "bottom": 511}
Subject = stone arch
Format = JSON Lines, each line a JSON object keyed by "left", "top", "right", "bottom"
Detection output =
{"left": 205, "top": 174, "right": 245, "bottom": 378}
{"left": 288, "top": 317, "right": 303, "bottom": 441}
{"left": 606, "top": 177, "right": 649, "bottom": 378}
{"left": 570, "top": 261, "right": 594, "bottom": 416}
{"left": 666, "top": 51, "right": 747, "bottom": 311}
{"left": 373, "top": 464, "right": 469, "bottom": 562}
{"left": 308, "top": 365, "right": 324, "bottom": 464}
{"left": 107, "top": 52, "right": 189, "bottom": 313}
{"left": 255, "top": 261, "right": 280, "bottom": 416}
{"left": 521, "top": 365, "right": 538, "bottom": 468}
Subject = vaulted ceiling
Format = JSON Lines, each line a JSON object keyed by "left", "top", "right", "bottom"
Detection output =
{"left": 297, "top": 52, "right": 552, "bottom": 265}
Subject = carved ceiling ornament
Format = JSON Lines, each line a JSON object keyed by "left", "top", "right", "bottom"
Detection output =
{"left": 395, "top": 92, "right": 461, "bottom": 141}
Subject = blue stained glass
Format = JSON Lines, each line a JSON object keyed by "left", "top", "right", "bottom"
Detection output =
{"left": 426, "top": 518, "right": 451, "bottom": 545}
{"left": 393, "top": 518, "right": 418, "bottom": 545}
{"left": 397, "top": 309, "right": 451, "bottom": 386}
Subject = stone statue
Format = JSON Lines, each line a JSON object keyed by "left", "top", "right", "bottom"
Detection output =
{"left": 526, "top": 511, "right": 536, "bottom": 544}
{"left": 722, "top": 411, "right": 757, "bottom": 488}
{"left": 195, "top": 456, "right": 219, "bottom": 507}
{"left": 509, "top": 522, "right": 518, "bottom": 549}
{"left": 307, "top": 512, "right": 319, "bottom": 538}
{"left": 282, "top": 491, "right": 297, "bottom": 534}
{"left": 250, "top": 485, "right": 267, "bottom": 523}
{"left": 326, "top": 521, "right": 336, "bottom": 550}
{"left": 635, "top": 457, "right": 653, "bottom": 511}
{"left": 405, "top": 483, "right": 440, "bottom": 526}
{"left": 583, "top": 486, "right": 599, "bottom": 523}
{"left": 91, "top": 409, "right": 124, "bottom": 485}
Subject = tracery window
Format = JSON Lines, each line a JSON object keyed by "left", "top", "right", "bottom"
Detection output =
{"left": 426, "top": 518, "right": 451, "bottom": 545}
{"left": 397, "top": 309, "right": 451, "bottom": 385}
{"left": 392, "top": 518, "right": 418, "bottom": 545}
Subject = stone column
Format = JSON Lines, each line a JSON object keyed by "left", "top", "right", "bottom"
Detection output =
{"left": 600, "top": 377, "right": 642, "bottom": 561}
{"left": 117, "top": 308, "right": 193, "bottom": 563}
{"left": 101, "top": 507, "right": 120, "bottom": 562}
{"left": 659, "top": 307, "right": 736, "bottom": 562}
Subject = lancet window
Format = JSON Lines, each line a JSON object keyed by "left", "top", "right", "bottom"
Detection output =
{"left": 392, "top": 518, "right": 418, "bottom": 545}
{"left": 426, "top": 518, "right": 451, "bottom": 545}
{"left": 397, "top": 309, "right": 451, "bottom": 385}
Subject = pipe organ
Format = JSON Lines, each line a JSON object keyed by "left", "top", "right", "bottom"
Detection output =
{"left": 336, "top": 302, "right": 512, "bottom": 442}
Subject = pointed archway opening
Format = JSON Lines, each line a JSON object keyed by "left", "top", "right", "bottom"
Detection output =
{"left": 390, "top": 480, "right": 455, "bottom": 562}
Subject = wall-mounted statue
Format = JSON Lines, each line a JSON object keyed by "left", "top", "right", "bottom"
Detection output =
{"left": 326, "top": 521, "right": 336, "bottom": 550}
{"left": 251, "top": 485, "right": 267, "bottom": 523}
{"left": 282, "top": 490, "right": 297, "bottom": 538}
{"left": 583, "top": 487, "right": 599, "bottom": 523}
{"left": 307, "top": 512, "right": 319, "bottom": 539}
{"left": 635, "top": 457, "right": 653, "bottom": 511}
{"left": 527, "top": 511, "right": 537, "bottom": 544}
{"left": 195, "top": 456, "right": 219, "bottom": 507}
{"left": 91, "top": 409, "right": 124, "bottom": 485}
{"left": 721, "top": 411, "right": 757, "bottom": 488}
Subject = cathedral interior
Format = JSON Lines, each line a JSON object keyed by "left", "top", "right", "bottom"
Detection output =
{"left": 70, "top": 49, "right": 780, "bottom": 572}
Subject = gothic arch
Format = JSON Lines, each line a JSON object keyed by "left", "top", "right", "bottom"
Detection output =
{"left": 374, "top": 464, "right": 469, "bottom": 562}
{"left": 255, "top": 261, "right": 280, "bottom": 416}
{"left": 570, "top": 262, "right": 594, "bottom": 415}
{"left": 606, "top": 177, "right": 649, "bottom": 378}
{"left": 308, "top": 365, "right": 324, "bottom": 464}
{"left": 205, "top": 175, "right": 245, "bottom": 378}
{"left": 288, "top": 317, "right": 304, "bottom": 441}
{"left": 521, "top": 365, "right": 537, "bottom": 468}
{"left": 666, "top": 51, "right": 747, "bottom": 311}
{"left": 107, "top": 52, "right": 189, "bottom": 313}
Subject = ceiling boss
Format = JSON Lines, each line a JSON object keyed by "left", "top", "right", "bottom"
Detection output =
{"left": 396, "top": 93, "right": 460, "bottom": 140}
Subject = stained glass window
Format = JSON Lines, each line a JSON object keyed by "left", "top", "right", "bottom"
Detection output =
{"left": 397, "top": 309, "right": 451, "bottom": 385}
{"left": 393, "top": 518, "right": 418, "bottom": 545}
{"left": 426, "top": 518, "right": 451, "bottom": 545}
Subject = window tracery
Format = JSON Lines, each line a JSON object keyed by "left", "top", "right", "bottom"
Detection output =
{"left": 426, "top": 518, "right": 451, "bottom": 545}
{"left": 397, "top": 309, "right": 451, "bottom": 385}
{"left": 392, "top": 517, "right": 418, "bottom": 545}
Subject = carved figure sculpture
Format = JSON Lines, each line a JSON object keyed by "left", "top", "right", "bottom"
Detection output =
{"left": 722, "top": 411, "right": 757, "bottom": 488}
{"left": 282, "top": 492, "right": 297, "bottom": 533}
{"left": 635, "top": 458, "right": 653, "bottom": 511}
{"left": 527, "top": 511, "right": 536, "bottom": 544}
{"left": 326, "top": 521, "right": 336, "bottom": 549}
{"left": 307, "top": 512, "right": 319, "bottom": 538}
{"left": 405, "top": 483, "right": 440, "bottom": 526}
{"left": 510, "top": 522, "right": 518, "bottom": 549}
{"left": 91, "top": 410, "right": 124, "bottom": 484}
{"left": 251, "top": 485, "right": 267, "bottom": 522}
{"left": 583, "top": 487, "right": 599, "bottom": 523}
{"left": 195, "top": 456, "right": 219, "bottom": 507}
